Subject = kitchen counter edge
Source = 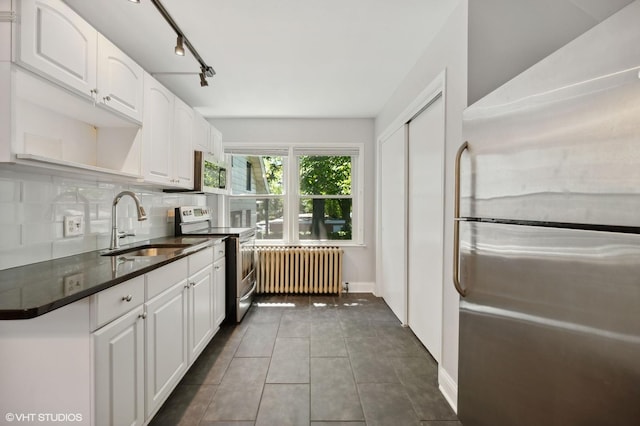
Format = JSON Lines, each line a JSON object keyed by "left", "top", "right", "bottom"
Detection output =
{"left": 0, "top": 236, "right": 226, "bottom": 320}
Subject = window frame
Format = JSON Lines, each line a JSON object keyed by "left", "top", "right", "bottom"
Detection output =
{"left": 225, "top": 144, "right": 364, "bottom": 246}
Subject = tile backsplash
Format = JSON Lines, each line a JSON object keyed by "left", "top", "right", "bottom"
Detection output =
{"left": 0, "top": 168, "right": 219, "bottom": 270}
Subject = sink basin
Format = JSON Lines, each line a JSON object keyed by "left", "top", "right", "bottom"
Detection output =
{"left": 101, "top": 244, "right": 191, "bottom": 257}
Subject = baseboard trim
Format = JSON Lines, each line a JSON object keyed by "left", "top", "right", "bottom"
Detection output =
{"left": 438, "top": 365, "right": 458, "bottom": 413}
{"left": 342, "top": 281, "right": 375, "bottom": 293}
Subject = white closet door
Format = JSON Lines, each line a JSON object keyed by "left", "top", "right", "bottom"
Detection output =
{"left": 407, "top": 94, "right": 445, "bottom": 361}
{"left": 380, "top": 126, "right": 407, "bottom": 324}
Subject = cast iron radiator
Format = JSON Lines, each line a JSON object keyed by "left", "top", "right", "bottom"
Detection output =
{"left": 256, "top": 246, "right": 343, "bottom": 294}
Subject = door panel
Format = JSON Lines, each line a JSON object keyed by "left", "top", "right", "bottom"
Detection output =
{"left": 145, "top": 281, "right": 188, "bottom": 418}
{"left": 380, "top": 126, "right": 407, "bottom": 323}
{"left": 18, "top": 0, "right": 97, "bottom": 96}
{"left": 143, "top": 73, "right": 174, "bottom": 184}
{"left": 188, "top": 265, "right": 214, "bottom": 363}
{"left": 97, "top": 34, "right": 143, "bottom": 122}
{"left": 94, "top": 306, "right": 144, "bottom": 426}
{"left": 407, "top": 94, "right": 445, "bottom": 361}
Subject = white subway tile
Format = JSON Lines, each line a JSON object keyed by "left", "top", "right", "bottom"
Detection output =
{"left": 0, "top": 243, "right": 52, "bottom": 270}
{"left": 52, "top": 235, "right": 97, "bottom": 258}
{"left": 0, "top": 224, "right": 21, "bottom": 249}
{"left": 0, "top": 204, "right": 22, "bottom": 225}
{"left": 23, "top": 222, "right": 56, "bottom": 245}
{"left": 0, "top": 179, "right": 21, "bottom": 202}
{"left": 22, "top": 180, "right": 55, "bottom": 204}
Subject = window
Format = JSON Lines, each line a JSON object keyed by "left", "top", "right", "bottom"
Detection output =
{"left": 298, "top": 155, "right": 352, "bottom": 240}
{"left": 228, "top": 154, "right": 285, "bottom": 239}
{"left": 226, "top": 145, "right": 362, "bottom": 245}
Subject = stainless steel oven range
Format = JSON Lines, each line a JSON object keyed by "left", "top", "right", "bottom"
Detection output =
{"left": 175, "top": 206, "right": 256, "bottom": 322}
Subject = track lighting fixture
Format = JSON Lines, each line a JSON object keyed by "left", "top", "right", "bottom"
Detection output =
{"left": 199, "top": 71, "right": 208, "bottom": 87}
{"left": 174, "top": 35, "right": 185, "bottom": 56}
{"left": 128, "top": 0, "right": 215, "bottom": 87}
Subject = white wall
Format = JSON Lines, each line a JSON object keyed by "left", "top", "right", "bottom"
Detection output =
{"left": 374, "top": 0, "right": 468, "bottom": 408}
{"left": 467, "top": 0, "right": 634, "bottom": 105}
{"left": 210, "top": 117, "right": 376, "bottom": 287}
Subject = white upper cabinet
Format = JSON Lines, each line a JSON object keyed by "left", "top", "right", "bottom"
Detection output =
{"left": 193, "top": 112, "right": 211, "bottom": 153}
{"left": 16, "top": 0, "right": 143, "bottom": 123}
{"left": 17, "top": 0, "right": 98, "bottom": 99}
{"left": 194, "top": 112, "right": 225, "bottom": 163}
{"left": 210, "top": 124, "right": 224, "bottom": 161}
{"left": 97, "top": 34, "right": 144, "bottom": 122}
{"left": 173, "top": 97, "right": 194, "bottom": 188}
{"left": 143, "top": 73, "right": 194, "bottom": 189}
{"left": 143, "top": 73, "right": 175, "bottom": 185}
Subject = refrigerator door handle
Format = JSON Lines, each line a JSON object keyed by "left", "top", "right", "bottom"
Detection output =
{"left": 453, "top": 141, "right": 469, "bottom": 297}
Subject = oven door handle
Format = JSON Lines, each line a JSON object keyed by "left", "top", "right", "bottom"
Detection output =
{"left": 240, "top": 280, "right": 257, "bottom": 302}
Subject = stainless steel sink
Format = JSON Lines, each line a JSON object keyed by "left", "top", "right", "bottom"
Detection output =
{"left": 101, "top": 244, "right": 191, "bottom": 257}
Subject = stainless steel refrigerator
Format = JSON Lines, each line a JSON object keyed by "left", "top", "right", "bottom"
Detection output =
{"left": 454, "top": 3, "right": 640, "bottom": 425}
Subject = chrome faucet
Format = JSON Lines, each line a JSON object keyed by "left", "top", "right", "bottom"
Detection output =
{"left": 110, "top": 191, "right": 147, "bottom": 250}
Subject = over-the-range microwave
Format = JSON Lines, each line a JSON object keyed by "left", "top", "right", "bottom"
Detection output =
{"left": 194, "top": 150, "right": 227, "bottom": 193}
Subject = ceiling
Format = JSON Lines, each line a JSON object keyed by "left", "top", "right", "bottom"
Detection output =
{"left": 63, "top": 0, "right": 460, "bottom": 119}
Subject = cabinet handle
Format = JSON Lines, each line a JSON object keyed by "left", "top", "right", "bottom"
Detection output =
{"left": 103, "top": 96, "right": 111, "bottom": 102}
{"left": 138, "top": 312, "right": 147, "bottom": 319}
{"left": 190, "top": 282, "right": 196, "bottom": 287}
{"left": 215, "top": 266, "right": 221, "bottom": 271}
{"left": 89, "top": 88, "right": 98, "bottom": 106}
{"left": 122, "top": 294, "right": 133, "bottom": 302}
{"left": 184, "top": 284, "right": 190, "bottom": 289}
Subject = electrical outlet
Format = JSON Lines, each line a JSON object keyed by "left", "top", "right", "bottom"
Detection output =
{"left": 64, "top": 273, "right": 85, "bottom": 295}
{"left": 64, "top": 215, "right": 84, "bottom": 237}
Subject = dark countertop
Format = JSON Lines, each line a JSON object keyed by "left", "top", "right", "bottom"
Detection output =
{"left": 0, "top": 236, "right": 224, "bottom": 320}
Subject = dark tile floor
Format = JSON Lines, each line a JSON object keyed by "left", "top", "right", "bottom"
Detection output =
{"left": 150, "top": 293, "right": 462, "bottom": 426}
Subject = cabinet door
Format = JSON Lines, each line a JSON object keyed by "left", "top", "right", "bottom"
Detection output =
{"left": 143, "top": 73, "right": 174, "bottom": 185}
{"left": 173, "top": 97, "right": 194, "bottom": 188}
{"left": 97, "top": 34, "right": 143, "bottom": 122}
{"left": 18, "top": 0, "right": 97, "bottom": 98}
{"left": 213, "top": 257, "right": 226, "bottom": 327}
{"left": 210, "top": 124, "right": 224, "bottom": 162}
{"left": 94, "top": 305, "right": 145, "bottom": 426}
{"left": 193, "top": 112, "right": 211, "bottom": 153}
{"left": 187, "top": 265, "right": 214, "bottom": 364}
{"left": 145, "top": 280, "right": 188, "bottom": 419}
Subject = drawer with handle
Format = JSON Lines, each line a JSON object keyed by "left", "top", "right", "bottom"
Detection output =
{"left": 90, "top": 275, "right": 145, "bottom": 330}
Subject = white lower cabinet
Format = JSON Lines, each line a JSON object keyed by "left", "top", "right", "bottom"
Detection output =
{"left": 187, "top": 264, "right": 214, "bottom": 364}
{"left": 145, "top": 280, "right": 188, "bottom": 419}
{"left": 0, "top": 247, "right": 221, "bottom": 426}
{"left": 93, "top": 305, "right": 145, "bottom": 426}
{"left": 213, "top": 256, "right": 226, "bottom": 327}
{"left": 92, "top": 247, "right": 220, "bottom": 425}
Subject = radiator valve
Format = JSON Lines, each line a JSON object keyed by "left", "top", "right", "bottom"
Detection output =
{"left": 343, "top": 282, "right": 349, "bottom": 293}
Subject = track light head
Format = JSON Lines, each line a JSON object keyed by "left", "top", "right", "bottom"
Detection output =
{"left": 175, "top": 35, "right": 185, "bottom": 56}
{"left": 199, "top": 72, "right": 208, "bottom": 87}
